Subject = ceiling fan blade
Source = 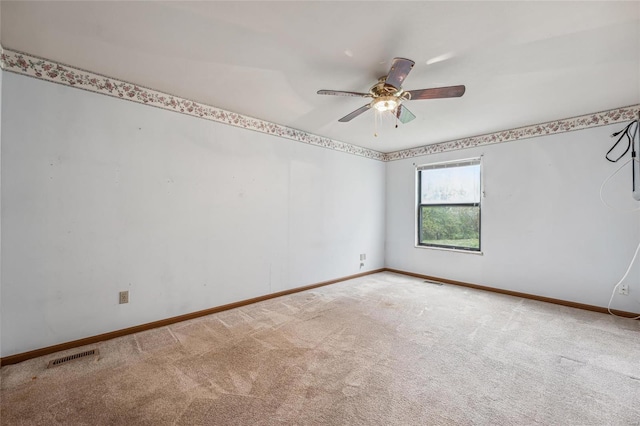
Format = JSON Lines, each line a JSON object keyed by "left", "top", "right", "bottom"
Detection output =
{"left": 396, "top": 104, "right": 416, "bottom": 124}
{"left": 317, "top": 90, "right": 370, "bottom": 98}
{"left": 338, "top": 104, "right": 371, "bottom": 122}
{"left": 385, "top": 58, "right": 415, "bottom": 89}
{"left": 406, "top": 85, "right": 466, "bottom": 100}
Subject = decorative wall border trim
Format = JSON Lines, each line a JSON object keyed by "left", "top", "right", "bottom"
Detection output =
{"left": 1, "top": 46, "right": 638, "bottom": 162}
{"left": 0, "top": 47, "right": 386, "bottom": 161}
{"left": 383, "top": 104, "right": 640, "bottom": 161}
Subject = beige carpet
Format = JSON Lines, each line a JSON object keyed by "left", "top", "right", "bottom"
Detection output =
{"left": 1, "top": 272, "right": 639, "bottom": 425}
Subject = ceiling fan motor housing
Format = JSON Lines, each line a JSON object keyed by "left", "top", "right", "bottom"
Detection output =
{"left": 370, "top": 79, "right": 402, "bottom": 97}
{"left": 369, "top": 79, "right": 408, "bottom": 112}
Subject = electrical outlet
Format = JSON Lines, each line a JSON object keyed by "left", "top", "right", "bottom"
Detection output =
{"left": 618, "top": 284, "right": 629, "bottom": 296}
{"left": 360, "top": 253, "right": 366, "bottom": 261}
{"left": 119, "top": 291, "right": 129, "bottom": 304}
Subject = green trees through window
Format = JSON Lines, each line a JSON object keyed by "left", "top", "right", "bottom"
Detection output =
{"left": 417, "top": 159, "right": 481, "bottom": 251}
{"left": 420, "top": 206, "right": 479, "bottom": 249}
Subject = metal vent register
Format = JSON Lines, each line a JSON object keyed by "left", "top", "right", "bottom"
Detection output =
{"left": 47, "top": 349, "right": 99, "bottom": 368}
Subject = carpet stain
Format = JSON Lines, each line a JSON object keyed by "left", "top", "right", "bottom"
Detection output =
{"left": 135, "top": 328, "right": 179, "bottom": 353}
{"left": 559, "top": 355, "right": 586, "bottom": 366}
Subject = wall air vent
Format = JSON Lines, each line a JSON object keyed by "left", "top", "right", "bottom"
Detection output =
{"left": 47, "top": 349, "right": 99, "bottom": 368}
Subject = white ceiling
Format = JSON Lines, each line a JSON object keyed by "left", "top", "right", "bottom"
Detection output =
{"left": 2, "top": 1, "right": 639, "bottom": 153}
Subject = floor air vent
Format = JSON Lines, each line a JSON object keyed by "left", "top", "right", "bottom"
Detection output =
{"left": 424, "top": 279, "right": 444, "bottom": 286}
{"left": 47, "top": 349, "right": 99, "bottom": 368}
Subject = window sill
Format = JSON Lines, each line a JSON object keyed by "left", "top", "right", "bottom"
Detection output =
{"left": 414, "top": 245, "right": 484, "bottom": 255}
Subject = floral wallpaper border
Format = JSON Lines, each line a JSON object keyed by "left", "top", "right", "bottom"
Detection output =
{"left": 0, "top": 47, "right": 385, "bottom": 161}
{"left": 383, "top": 104, "right": 640, "bottom": 161}
{"left": 1, "top": 47, "right": 638, "bottom": 163}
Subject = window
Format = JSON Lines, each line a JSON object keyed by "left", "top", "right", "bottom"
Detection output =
{"left": 417, "top": 158, "right": 481, "bottom": 251}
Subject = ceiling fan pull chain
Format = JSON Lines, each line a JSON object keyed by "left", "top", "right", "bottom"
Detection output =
{"left": 374, "top": 110, "right": 378, "bottom": 137}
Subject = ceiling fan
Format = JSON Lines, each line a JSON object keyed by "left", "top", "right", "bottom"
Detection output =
{"left": 317, "top": 57, "right": 465, "bottom": 124}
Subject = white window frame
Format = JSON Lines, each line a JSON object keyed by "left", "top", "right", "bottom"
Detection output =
{"left": 415, "top": 157, "right": 483, "bottom": 254}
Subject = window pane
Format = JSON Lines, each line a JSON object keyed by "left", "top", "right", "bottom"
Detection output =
{"left": 419, "top": 205, "right": 480, "bottom": 250}
{"left": 420, "top": 164, "right": 480, "bottom": 204}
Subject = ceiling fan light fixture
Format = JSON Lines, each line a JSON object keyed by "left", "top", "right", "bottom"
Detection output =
{"left": 371, "top": 96, "right": 399, "bottom": 112}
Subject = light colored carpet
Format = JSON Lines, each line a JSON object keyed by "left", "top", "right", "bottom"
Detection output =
{"left": 1, "top": 272, "right": 639, "bottom": 425}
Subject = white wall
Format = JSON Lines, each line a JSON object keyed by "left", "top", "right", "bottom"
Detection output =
{"left": 2, "top": 69, "right": 638, "bottom": 359}
{"left": 0, "top": 73, "right": 386, "bottom": 357}
{"left": 386, "top": 125, "right": 640, "bottom": 313}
